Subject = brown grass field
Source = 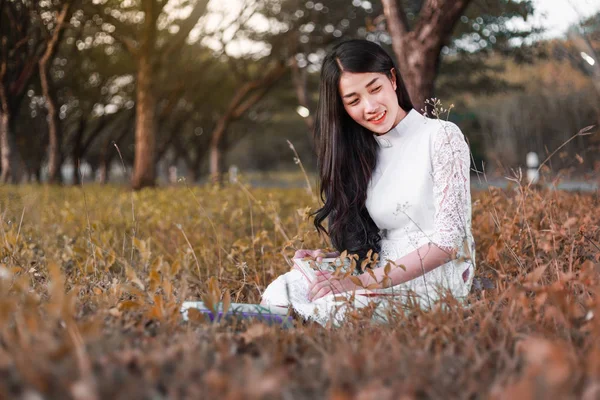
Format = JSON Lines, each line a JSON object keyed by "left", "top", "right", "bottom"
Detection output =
{"left": 0, "top": 180, "right": 599, "bottom": 399}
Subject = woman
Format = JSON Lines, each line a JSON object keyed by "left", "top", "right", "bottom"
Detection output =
{"left": 261, "top": 39, "right": 476, "bottom": 326}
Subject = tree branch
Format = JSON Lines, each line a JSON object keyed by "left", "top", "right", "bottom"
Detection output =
{"left": 113, "top": 33, "right": 140, "bottom": 56}
{"left": 83, "top": 4, "right": 139, "bottom": 57}
{"left": 160, "top": 0, "right": 209, "bottom": 57}
{"left": 382, "top": 0, "right": 410, "bottom": 63}
{"left": 39, "top": 1, "right": 72, "bottom": 67}
{"left": 232, "top": 62, "right": 287, "bottom": 118}
{"left": 414, "top": 0, "right": 472, "bottom": 47}
{"left": 382, "top": 0, "right": 409, "bottom": 36}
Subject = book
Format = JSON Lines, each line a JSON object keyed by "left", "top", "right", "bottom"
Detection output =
{"left": 180, "top": 301, "right": 293, "bottom": 327}
{"left": 291, "top": 257, "right": 352, "bottom": 284}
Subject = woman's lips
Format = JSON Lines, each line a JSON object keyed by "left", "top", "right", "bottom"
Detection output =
{"left": 369, "top": 110, "right": 387, "bottom": 125}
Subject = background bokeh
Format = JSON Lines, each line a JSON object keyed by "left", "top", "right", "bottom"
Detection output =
{"left": 0, "top": 0, "right": 598, "bottom": 189}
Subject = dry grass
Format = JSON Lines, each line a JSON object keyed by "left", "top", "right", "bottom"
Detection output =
{"left": 0, "top": 180, "right": 599, "bottom": 399}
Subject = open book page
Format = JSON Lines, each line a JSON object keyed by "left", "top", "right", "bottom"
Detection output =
{"left": 291, "top": 257, "right": 350, "bottom": 283}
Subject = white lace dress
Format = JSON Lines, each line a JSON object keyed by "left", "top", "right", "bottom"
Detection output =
{"left": 261, "top": 109, "right": 476, "bottom": 326}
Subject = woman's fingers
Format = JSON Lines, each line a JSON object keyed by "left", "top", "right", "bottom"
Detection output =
{"left": 294, "top": 249, "right": 326, "bottom": 259}
{"left": 309, "top": 276, "right": 343, "bottom": 301}
{"left": 314, "top": 250, "right": 328, "bottom": 262}
{"left": 311, "top": 284, "right": 332, "bottom": 301}
{"left": 309, "top": 279, "right": 328, "bottom": 300}
{"left": 316, "top": 251, "right": 341, "bottom": 262}
{"left": 314, "top": 270, "right": 333, "bottom": 279}
{"left": 294, "top": 249, "right": 312, "bottom": 258}
{"left": 293, "top": 249, "right": 340, "bottom": 261}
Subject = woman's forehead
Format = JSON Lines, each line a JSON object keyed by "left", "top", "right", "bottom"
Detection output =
{"left": 338, "top": 71, "right": 384, "bottom": 96}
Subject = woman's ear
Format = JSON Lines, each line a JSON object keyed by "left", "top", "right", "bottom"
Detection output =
{"left": 390, "top": 68, "right": 397, "bottom": 90}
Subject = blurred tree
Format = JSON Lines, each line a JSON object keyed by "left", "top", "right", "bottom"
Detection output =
{"left": 1, "top": 0, "right": 89, "bottom": 183}
{"left": 567, "top": 13, "right": 599, "bottom": 96}
{"left": 42, "top": 8, "right": 136, "bottom": 184}
{"left": 86, "top": 0, "right": 210, "bottom": 189}
{"left": 381, "top": 0, "right": 535, "bottom": 109}
{"left": 0, "top": 0, "right": 44, "bottom": 183}
{"left": 38, "top": 0, "right": 74, "bottom": 183}
{"left": 208, "top": 60, "right": 287, "bottom": 183}
{"left": 256, "top": 0, "right": 384, "bottom": 135}
{"left": 196, "top": 0, "right": 300, "bottom": 183}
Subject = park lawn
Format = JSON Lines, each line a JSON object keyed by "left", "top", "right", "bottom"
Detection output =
{"left": 0, "top": 182, "right": 598, "bottom": 399}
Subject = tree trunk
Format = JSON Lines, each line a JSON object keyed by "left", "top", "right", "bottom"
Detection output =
{"left": 100, "top": 115, "right": 132, "bottom": 184}
{"left": 33, "top": 167, "right": 41, "bottom": 183}
{"left": 131, "top": 52, "right": 157, "bottom": 189}
{"left": 209, "top": 117, "right": 228, "bottom": 185}
{"left": 131, "top": 0, "right": 158, "bottom": 190}
{"left": 186, "top": 167, "right": 197, "bottom": 184}
{"left": 0, "top": 111, "right": 11, "bottom": 183}
{"left": 382, "top": 0, "right": 471, "bottom": 111}
{"left": 394, "top": 41, "right": 439, "bottom": 112}
{"left": 40, "top": 68, "right": 62, "bottom": 183}
{"left": 71, "top": 119, "right": 86, "bottom": 185}
{"left": 291, "top": 57, "right": 314, "bottom": 133}
{"left": 0, "top": 49, "right": 14, "bottom": 184}
{"left": 39, "top": 2, "right": 71, "bottom": 184}
{"left": 98, "top": 137, "right": 113, "bottom": 185}
{"left": 171, "top": 132, "right": 197, "bottom": 183}
{"left": 0, "top": 85, "right": 15, "bottom": 183}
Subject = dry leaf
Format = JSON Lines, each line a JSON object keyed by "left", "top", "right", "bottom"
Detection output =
{"left": 526, "top": 265, "right": 548, "bottom": 283}
{"left": 125, "top": 266, "right": 145, "bottom": 291}
{"left": 349, "top": 276, "right": 363, "bottom": 287}
{"left": 486, "top": 244, "right": 499, "bottom": 264}
{"left": 240, "top": 324, "right": 271, "bottom": 344}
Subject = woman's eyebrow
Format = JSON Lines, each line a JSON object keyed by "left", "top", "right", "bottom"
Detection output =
{"left": 342, "top": 78, "right": 380, "bottom": 98}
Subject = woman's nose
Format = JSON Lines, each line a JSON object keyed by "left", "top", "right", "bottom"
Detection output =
{"left": 364, "top": 97, "right": 378, "bottom": 113}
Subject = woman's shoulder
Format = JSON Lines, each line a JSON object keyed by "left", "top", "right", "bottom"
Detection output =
{"left": 424, "top": 117, "right": 464, "bottom": 136}
{"left": 412, "top": 113, "right": 464, "bottom": 138}
{"left": 420, "top": 118, "right": 467, "bottom": 146}
{"left": 426, "top": 119, "right": 470, "bottom": 164}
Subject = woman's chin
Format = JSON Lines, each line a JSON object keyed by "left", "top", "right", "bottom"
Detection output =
{"left": 369, "top": 122, "right": 392, "bottom": 135}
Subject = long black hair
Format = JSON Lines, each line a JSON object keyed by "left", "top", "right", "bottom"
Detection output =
{"left": 312, "top": 39, "right": 413, "bottom": 263}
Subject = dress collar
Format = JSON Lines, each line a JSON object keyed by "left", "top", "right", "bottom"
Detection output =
{"left": 374, "top": 108, "right": 423, "bottom": 148}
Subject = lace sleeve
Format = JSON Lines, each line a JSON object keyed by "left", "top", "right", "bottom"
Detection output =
{"left": 430, "top": 121, "right": 472, "bottom": 252}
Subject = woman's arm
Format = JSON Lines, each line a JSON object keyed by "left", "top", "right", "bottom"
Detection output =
{"left": 308, "top": 244, "right": 456, "bottom": 300}
{"left": 359, "top": 243, "right": 456, "bottom": 288}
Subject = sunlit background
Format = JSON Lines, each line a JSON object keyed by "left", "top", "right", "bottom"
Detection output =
{"left": 0, "top": 0, "right": 598, "bottom": 188}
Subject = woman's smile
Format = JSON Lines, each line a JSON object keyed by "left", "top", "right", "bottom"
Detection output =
{"left": 368, "top": 110, "right": 387, "bottom": 125}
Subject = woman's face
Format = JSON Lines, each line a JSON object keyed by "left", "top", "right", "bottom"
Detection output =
{"left": 338, "top": 70, "right": 406, "bottom": 135}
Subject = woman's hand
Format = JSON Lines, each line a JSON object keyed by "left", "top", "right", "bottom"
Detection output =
{"left": 293, "top": 249, "right": 340, "bottom": 262}
{"left": 308, "top": 270, "right": 364, "bottom": 301}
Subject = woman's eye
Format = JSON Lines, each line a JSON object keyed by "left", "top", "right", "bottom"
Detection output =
{"left": 372, "top": 86, "right": 382, "bottom": 93}
{"left": 349, "top": 99, "right": 359, "bottom": 106}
